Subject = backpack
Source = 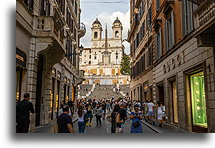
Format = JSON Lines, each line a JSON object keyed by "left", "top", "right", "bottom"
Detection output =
{"left": 84, "top": 112, "right": 88, "bottom": 122}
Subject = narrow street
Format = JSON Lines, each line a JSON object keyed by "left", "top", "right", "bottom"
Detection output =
{"left": 16, "top": 0, "right": 215, "bottom": 134}
{"left": 73, "top": 115, "right": 157, "bottom": 134}
{"left": 32, "top": 109, "right": 187, "bottom": 134}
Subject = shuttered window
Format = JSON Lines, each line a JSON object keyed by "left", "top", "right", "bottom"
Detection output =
{"left": 182, "top": 0, "right": 197, "bottom": 36}
{"left": 156, "top": 27, "right": 162, "bottom": 59}
{"left": 156, "top": 0, "right": 160, "bottom": 12}
{"left": 164, "top": 11, "right": 175, "bottom": 51}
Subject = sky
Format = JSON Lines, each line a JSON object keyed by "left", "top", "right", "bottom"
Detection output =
{"left": 80, "top": 0, "right": 130, "bottom": 54}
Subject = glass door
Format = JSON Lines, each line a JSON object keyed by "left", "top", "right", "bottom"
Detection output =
{"left": 190, "top": 72, "right": 207, "bottom": 131}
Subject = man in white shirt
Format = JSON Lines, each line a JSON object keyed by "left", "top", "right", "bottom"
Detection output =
{"left": 147, "top": 100, "right": 155, "bottom": 125}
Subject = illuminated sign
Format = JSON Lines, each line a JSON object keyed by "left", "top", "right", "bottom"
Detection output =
{"left": 16, "top": 48, "right": 26, "bottom": 68}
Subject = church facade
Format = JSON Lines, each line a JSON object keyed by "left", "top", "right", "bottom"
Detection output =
{"left": 80, "top": 18, "right": 130, "bottom": 85}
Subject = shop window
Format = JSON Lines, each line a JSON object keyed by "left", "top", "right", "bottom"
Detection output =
{"left": 190, "top": 72, "right": 207, "bottom": 128}
{"left": 16, "top": 69, "right": 22, "bottom": 102}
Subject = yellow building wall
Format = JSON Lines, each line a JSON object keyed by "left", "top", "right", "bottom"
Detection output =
{"left": 99, "top": 69, "right": 103, "bottom": 75}
{"left": 112, "top": 69, "right": 116, "bottom": 75}
{"left": 91, "top": 69, "right": 97, "bottom": 75}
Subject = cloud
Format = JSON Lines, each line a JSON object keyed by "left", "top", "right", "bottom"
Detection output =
{"left": 80, "top": 10, "right": 130, "bottom": 54}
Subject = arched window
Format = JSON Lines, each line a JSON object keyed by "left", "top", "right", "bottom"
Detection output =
{"left": 115, "top": 31, "right": 119, "bottom": 38}
{"left": 94, "top": 32, "right": 98, "bottom": 39}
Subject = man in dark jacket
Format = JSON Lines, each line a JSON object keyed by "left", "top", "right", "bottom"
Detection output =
{"left": 16, "top": 93, "right": 34, "bottom": 133}
{"left": 57, "top": 105, "right": 74, "bottom": 133}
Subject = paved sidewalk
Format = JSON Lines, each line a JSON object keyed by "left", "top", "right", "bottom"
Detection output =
{"left": 142, "top": 120, "right": 188, "bottom": 133}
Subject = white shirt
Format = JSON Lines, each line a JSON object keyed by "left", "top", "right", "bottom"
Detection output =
{"left": 148, "top": 102, "right": 154, "bottom": 112}
{"left": 78, "top": 110, "right": 87, "bottom": 122}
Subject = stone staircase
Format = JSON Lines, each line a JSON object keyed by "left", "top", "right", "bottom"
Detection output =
{"left": 78, "top": 84, "right": 130, "bottom": 100}
{"left": 78, "top": 84, "right": 93, "bottom": 99}
{"left": 119, "top": 84, "right": 130, "bottom": 97}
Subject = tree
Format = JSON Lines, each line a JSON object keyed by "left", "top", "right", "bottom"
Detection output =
{"left": 120, "top": 54, "right": 131, "bottom": 75}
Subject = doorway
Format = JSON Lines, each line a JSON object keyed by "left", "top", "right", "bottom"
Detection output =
{"left": 35, "top": 54, "right": 43, "bottom": 126}
{"left": 170, "top": 80, "right": 179, "bottom": 124}
{"left": 157, "top": 84, "right": 164, "bottom": 105}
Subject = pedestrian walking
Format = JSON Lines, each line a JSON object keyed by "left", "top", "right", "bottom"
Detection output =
{"left": 147, "top": 100, "right": 155, "bottom": 125}
{"left": 106, "top": 104, "right": 121, "bottom": 133}
{"left": 95, "top": 104, "right": 102, "bottom": 126}
{"left": 130, "top": 105, "right": 143, "bottom": 133}
{"left": 85, "top": 102, "right": 93, "bottom": 126}
{"left": 16, "top": 93, "right": 35, "bottom": 133}
{"left": 106, "top": 100, "right": 111, "bottom": 113}
{"left": 143, "top": 100, "right": 149, "bottom": 121}
{"left": 157, "top": 101, "right": 164, "bottom": 127}
{"left": 102, "top": 101, "right": 107, "bottom": 119}
{"left": 57, "top": 105, "right": 74, "bottom": 133}
{"left": 58, "top": 104, "right": 72, "bottom": 117}
{"left": 118, "top": 103, "right": 128, "bottom": 133}
{"left": 77, "top": 106, "right": 87, "bottom": 133}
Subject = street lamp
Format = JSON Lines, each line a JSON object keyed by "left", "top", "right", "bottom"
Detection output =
{"left": 79, "top": 44, "right": 84, "bottom": 53}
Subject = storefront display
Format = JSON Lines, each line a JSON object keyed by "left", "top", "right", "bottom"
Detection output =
{"left": 16, "top": 48, "right": 26, "bottom": 102}
{"left": 190, "top": 72, "right": 207, "bottom": 128}
{"left": 172, "top": 81, "right": 178, "bottom": 124}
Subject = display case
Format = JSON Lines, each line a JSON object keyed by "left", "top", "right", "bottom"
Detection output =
{"left": 190, "top": 72, "right": 207, "bottom": 128}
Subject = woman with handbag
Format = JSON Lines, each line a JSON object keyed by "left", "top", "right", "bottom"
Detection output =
{"left": 106, "top": 104, "right": 121, "bottom": 133}
{"left": 130, "top": 104, "right": 143, "bottom": 133}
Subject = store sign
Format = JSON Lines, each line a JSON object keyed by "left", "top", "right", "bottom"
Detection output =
{"left": 16, "top": 48, "right": 26, "bottom": 68}
{"left": 163, "top": 51, "right": 184, "bottom": 73}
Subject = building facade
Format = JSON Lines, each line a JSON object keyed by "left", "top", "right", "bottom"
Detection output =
{"left": 128, "top": 0, "right": 215, "bottom": 132}
{"left": 80, "top": 18, "right": 130, "bottom": 85}
{"left": 16, "top": 0, "right": 86, "bottom": 131}
{"left": 128, "top": 0, "right": 153, "bottom": 106}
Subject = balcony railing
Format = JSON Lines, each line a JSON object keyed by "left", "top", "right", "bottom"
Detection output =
{"left": 36, "top": 16, "right": 66, "bottom": 51}
{"left": 188, "top": 0, "right": 205, "bottom": 5}
{"left": 194, "top": 0, "right": 215, "bottom": 28}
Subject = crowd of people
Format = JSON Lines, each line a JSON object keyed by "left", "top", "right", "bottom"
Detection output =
{"left": 16, "top": 93, "right": 166, "bottom": 134}
{"left": 56, "top": 97, "right": 166, "bottom": 134}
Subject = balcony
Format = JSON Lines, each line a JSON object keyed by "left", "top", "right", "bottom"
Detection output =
{"left": 76, "top": 70, "right": 85, "bottom": 85}
{"left": 35, "top": 16, "right": 66, "bottom": 66}
{"left": 78, "top": 23, "right": 86, "bottom": 38}
{"left": 193, "top": 0, "right": 215, "bottom": 47}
